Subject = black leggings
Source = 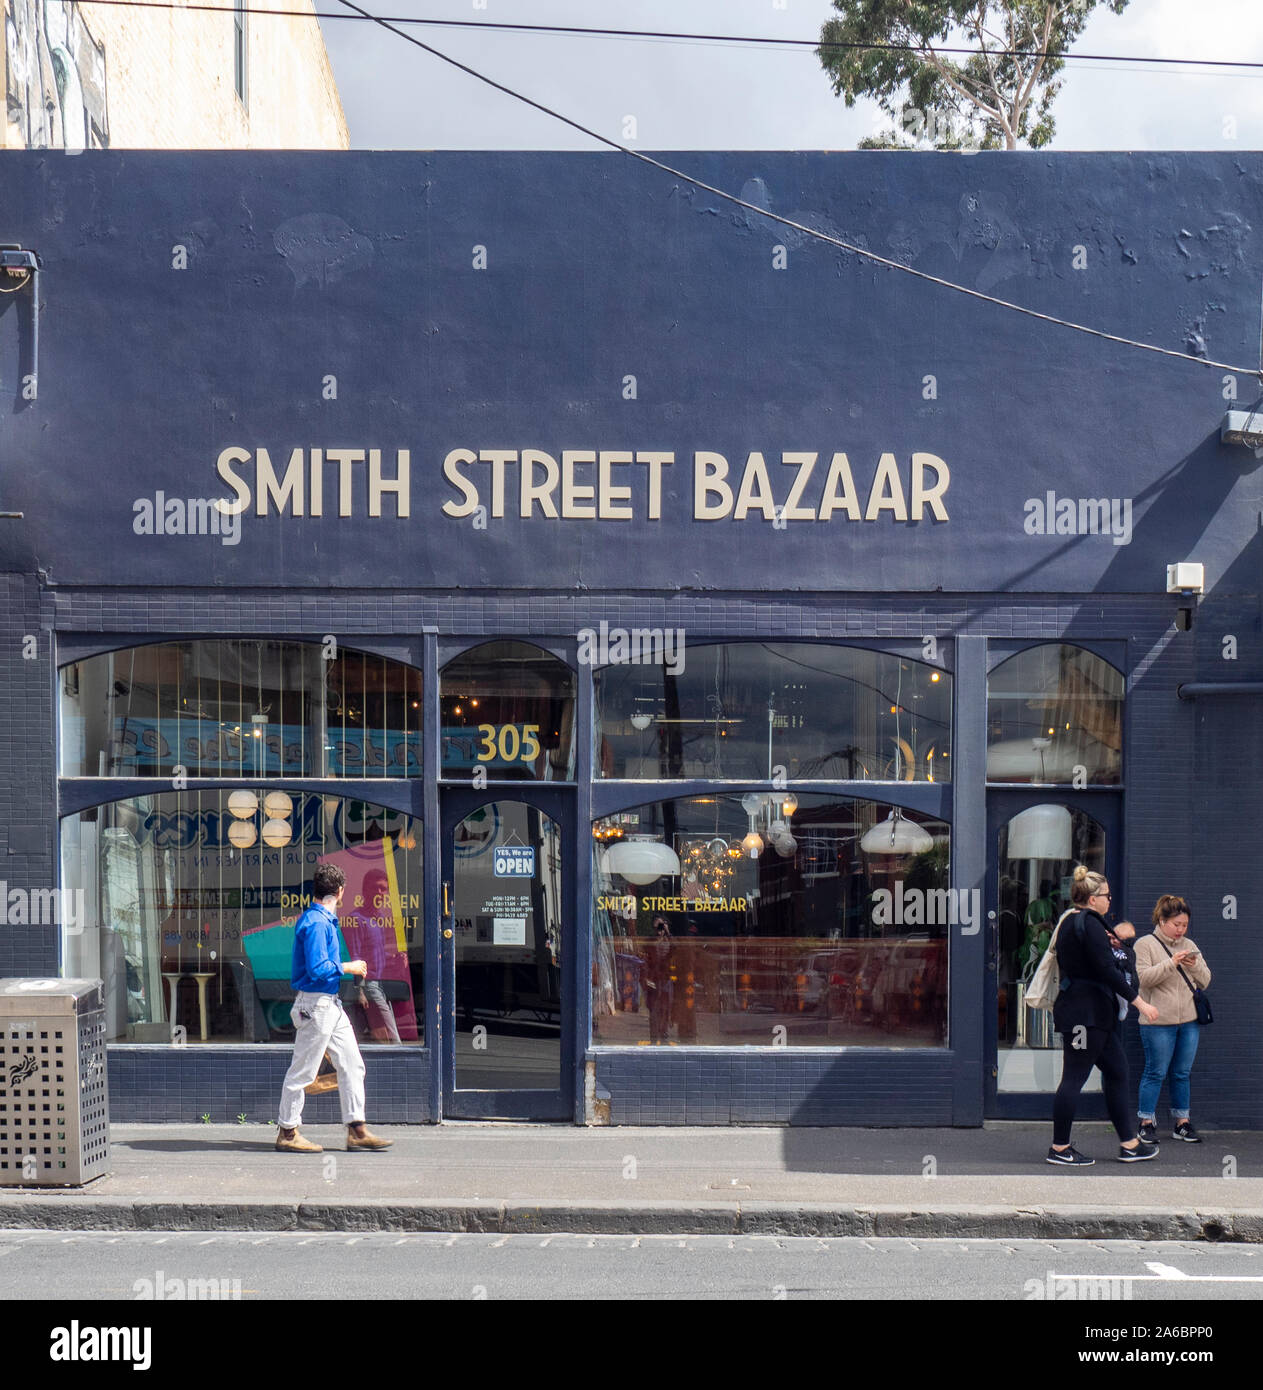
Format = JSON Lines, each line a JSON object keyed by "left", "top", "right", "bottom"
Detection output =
{"left": 1053, "top": 1024, "right": 1137, "bottom": 1147}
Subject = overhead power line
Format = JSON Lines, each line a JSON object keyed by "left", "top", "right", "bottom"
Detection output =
{"left": 70, "top": 0, "right": 1263, "bottom": 72}
{"left": 320, "top": 0, "right": 1262, "bottom": 382}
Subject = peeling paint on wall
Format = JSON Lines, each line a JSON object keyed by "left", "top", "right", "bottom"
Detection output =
{"left": 5, "top": 0, "right": 108, "bottom": 150}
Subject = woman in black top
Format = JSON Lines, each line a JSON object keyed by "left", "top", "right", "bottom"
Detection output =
{"left": 1048, "top": 866, "right": 1160, "bottom": 1167}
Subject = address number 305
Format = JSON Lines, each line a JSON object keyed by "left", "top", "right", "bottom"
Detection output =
{"left": 475, "top": 723, "right": 541, "bottom": 763}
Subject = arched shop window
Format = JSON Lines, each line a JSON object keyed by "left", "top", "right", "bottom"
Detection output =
{"left": 595, "top": 642, "right": 951, "bottom": 781}
{"left": 440, "top": 641, "right": 576, "bottom": 781}
{"left": 60, "top": 792, "right": 424, "bottom": 1045}
{"left": 986, "top": 644, "right": 1123, "bottom": 785}
{"left": 60, "top": 640, "right": 423, "bottom": 779}
{"left": 591, "top": 793, "right": 950, "bottom": 1048}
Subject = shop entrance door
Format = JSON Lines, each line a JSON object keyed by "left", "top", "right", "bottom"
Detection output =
{"left": 440, "top": 789, "right": 575, "bottom": 1119}
{"left": 984, "top": 792, "right": 1121, "bottom": 1117}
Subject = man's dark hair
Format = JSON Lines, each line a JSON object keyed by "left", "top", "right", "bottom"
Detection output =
{"left": 312, "top": 863, "right": 347, "bottom": 900}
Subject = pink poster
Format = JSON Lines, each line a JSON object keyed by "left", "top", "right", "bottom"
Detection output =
{"left": 323, "top": 839, "right": 419, "bottom": 1042}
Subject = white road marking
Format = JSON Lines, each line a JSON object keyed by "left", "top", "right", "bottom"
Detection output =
{"left": 1055, "top": 1269, "right": 1263, "bottom": 1284}
{"left": 1145, "top": 1261, "right": 1189, "bottom": 1279}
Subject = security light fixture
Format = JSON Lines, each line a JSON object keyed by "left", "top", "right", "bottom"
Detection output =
{"left": 1221, "top": 407, "right": 1263, "bottom": 450}
{"left": 0, "top": 245, "right": 40, "bottom": 281}
{"left": 1166, "top": 562, "right": 1204, "bottom": 596}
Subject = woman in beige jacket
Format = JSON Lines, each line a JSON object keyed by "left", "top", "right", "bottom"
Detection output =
{"left": 1134, "top": 895, "right": 1211, "bottom": 1144}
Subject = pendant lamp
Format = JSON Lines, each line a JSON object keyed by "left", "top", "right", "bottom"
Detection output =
{"left": 1006, "top": 804, "right": 1072, "bottom": 861}
{"left": 603, "top": 835, "right": 681, "bottom": 885}
{"left": 861, "top": 808, "right": 933, "bottom": 855}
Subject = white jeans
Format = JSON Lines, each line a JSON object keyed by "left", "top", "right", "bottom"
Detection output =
{"left": 278, "top": 991, "right": 367, "bottom": 1128}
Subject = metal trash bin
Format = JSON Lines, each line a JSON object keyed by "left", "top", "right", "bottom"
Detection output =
{"left": 0, "top": 978, "right": 110, "bottom": 1186}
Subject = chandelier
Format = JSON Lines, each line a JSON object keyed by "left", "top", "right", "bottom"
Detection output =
{"left": 679, "top": 836, "right": 745, "bottom": 896}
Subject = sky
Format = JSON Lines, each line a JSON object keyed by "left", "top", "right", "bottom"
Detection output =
{"left": 316, "top": 0, "right": 1263, "bottom": 151}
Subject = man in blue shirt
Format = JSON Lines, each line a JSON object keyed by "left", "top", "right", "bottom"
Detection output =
{"left": 276, "top": 862, "right": 393, "bottom": 1153}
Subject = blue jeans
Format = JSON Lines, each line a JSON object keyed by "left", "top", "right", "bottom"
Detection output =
{"left": 1138, "top": 1022, "right": 1201, "bottom": 1120}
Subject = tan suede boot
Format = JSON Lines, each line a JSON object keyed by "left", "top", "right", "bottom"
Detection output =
{"left": 346, "top": 1124, "right": 393, "bottom": 1151}
{"left": 275, "top": 1126, "right": 323, "bottom": 1153}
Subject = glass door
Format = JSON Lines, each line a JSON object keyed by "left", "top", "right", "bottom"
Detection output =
{"left": 440, "top": 788, "right": 574, "bottom": 1119}
{"left": 984, "top": 792, "right": 1121, "bottom": 1116}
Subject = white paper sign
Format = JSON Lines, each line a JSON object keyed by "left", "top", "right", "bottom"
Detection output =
{"left": 493, "top": 916, "right": 527, "bottom": 946}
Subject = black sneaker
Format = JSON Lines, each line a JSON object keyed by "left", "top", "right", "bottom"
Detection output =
{"left": 1047, "top": 1145, "right": 1095, "bottom": 1166}
{"left": 1173, "top": 1121, "right": 1203, "bottom": 1143}
{"left": 1138, "top": 1121, "right": 1160, "bottom": 1145}
{"left": 1118, "top": 1139, "right": 1160, "bottom": 1162}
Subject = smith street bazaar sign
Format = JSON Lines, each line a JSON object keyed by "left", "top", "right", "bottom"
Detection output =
{"left": 210, "top": 447, "right": 952, "bottom": 523}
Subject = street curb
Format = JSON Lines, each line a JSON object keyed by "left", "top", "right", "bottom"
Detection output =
{"left": 1, "top": 1197, "right": 1261, "bottom": 1240}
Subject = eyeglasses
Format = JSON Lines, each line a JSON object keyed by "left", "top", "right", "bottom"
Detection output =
{"left": 1093, "top": 891, "right": 1112, "bottom": 900}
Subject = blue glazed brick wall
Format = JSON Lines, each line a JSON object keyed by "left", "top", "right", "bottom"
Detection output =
{"left": 594, "top": 1050, "right": 956, "bottom": 1126}
{"left": 106, "top": 1047, "right": 435, "bottom": 1124}
{"left": 0, "top": 574, "right": 57, "bottom": 979}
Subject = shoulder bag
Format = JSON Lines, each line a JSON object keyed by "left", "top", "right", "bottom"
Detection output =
{"left": 1024, "top": 912, "right": 1078, "bottom": 1012}
{"left": 1153, "top": 935, "right": 1213, "bottom": 1025}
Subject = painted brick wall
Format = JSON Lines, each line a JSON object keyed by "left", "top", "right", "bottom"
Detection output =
{"left": 78, "top": 0, "right": 348, "bottom": 149}
{"left": 4, "top": 0, "right": 348, "bottom": 150}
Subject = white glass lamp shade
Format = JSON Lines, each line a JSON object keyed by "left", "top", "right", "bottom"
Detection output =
{"left": 604, "top": 836, "right": 681, "bottom": 886}
{"left": 773, "top": 833, "right": 797, "bottom": 858}
{"left": 261, "top": 818, "right": 292, "bottom": 848}
{"left": 227, "top": 819, "right": 257, "bottom": 849}
{"left": 263, "top": 791, "right": 293, "bottom": 819}
{"left": 740, "top": 792, "right": 765, "bottom": 817}
{"left": 630, "top": 713, "right": 653, "bottom": 731}
{"left": 861, "top": 811, "right": 933, "bottom": 856}
{"left": 227, "top": 790, "right": 259, "bottom": 820}
{"left": 1006, "top": 804, "right": 1072, "bottom": 861}
{"left": 780, "top": 793, "right": 798, "bottom": 817}
{"left": 742, "top": 830, "right": 765, "bottom": 858}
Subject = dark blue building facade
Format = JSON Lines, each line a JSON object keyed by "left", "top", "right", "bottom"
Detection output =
{"left": 0, "top": 150, "right": 1260, "bottom": 1127}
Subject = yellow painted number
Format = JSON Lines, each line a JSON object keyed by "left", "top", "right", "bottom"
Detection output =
{"left": 476, "top": 723, "right": 542, "bottom": 763}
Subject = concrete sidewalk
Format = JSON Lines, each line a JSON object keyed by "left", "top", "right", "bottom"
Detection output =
{"left": 2, "top": 1121, "right": 1261, "bottom": 1240}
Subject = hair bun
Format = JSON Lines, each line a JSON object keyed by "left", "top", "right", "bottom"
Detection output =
{"left": 1072, "top": 864, "right": 1090, "bottom": 884}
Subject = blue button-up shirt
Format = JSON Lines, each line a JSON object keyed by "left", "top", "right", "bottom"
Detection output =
{"left": 290, "top": 901, "right": 345, "bottom": 995}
